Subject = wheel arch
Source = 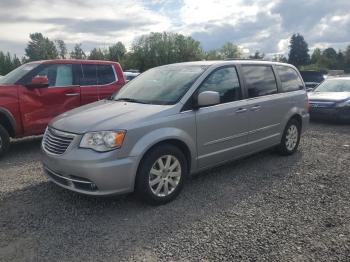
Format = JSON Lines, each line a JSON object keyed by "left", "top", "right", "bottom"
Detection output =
{"left": 0, "top": 108, "right": 16, "bottom": 138}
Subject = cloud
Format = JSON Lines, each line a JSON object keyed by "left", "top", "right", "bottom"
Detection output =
{"left": 0, "top": 0, "right": 349, "bottom": 57}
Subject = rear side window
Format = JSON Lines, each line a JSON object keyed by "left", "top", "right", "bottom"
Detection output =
{"left": 198, "top": 67, "right": 241, "bottom": 104}
{"left": 81, "top": 64, "right": 97, "bottom": 86}
{"left": 242, "top": 65, "right": 278, "bottom": 98}
{"left": 276, "top": 66, "right": 303, "bottom": 92}
{"left": 97, "top": 65, "right": 116, "bottom": 85}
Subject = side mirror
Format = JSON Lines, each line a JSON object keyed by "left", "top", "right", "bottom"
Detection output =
{"left": 27, "top": 75, "right": 49, "bottom": 88}
{"left": 197, "top": 91, "right": 220, "bottom": 107}
{"left": 306, "top": 88, "right": 314, "bottom": 92}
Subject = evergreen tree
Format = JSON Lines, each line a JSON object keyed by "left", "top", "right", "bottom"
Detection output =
{"left": 70, "top": 44, "right": 86, "bottom": 59}
{"left": 25, "top": 33, "right": 58, "bottom": 61}
{"left": 55, "top": 39, "right": 67, "bottom": 59}
{"left": 108, "top": 42, "right": 126, "bottom": 62}
{"left": 288, "top": 34, "right": 310, "bottom": 68}
{"left": 88, "top": 48, "right": 105, "bottom": 60}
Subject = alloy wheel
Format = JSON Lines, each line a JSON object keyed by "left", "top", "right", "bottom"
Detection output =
{"left": 285, "top": 124, "right": 298, "bottom": 151}
{"left": 149, "top": 155, "right": 182, "bottom": 197}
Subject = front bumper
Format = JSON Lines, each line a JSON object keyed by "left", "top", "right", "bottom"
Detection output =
{"left": 42, "top": 146, "right": 138, "bottom": 196}
{"left": 309, "top": 107, "right": 350, "bottom": 122}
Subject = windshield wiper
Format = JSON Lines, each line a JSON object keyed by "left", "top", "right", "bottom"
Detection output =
{"left": 114, "top": 98, "right": 148, "bottom": 104}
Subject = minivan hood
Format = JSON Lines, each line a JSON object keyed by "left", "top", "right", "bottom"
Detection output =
{"left": 50, "top": 100, "right": 175, "bottom": 134}
{"left": 308, "top": 92, "right": 350, "bottom": 102}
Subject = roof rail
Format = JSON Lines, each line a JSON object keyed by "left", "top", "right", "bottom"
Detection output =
{"left": 224, "top": 58, "right": 264, "bottom": 61}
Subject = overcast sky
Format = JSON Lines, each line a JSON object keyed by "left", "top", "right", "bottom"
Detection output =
{"left": 0, "top": 0, "right": 349, "bottom": 57}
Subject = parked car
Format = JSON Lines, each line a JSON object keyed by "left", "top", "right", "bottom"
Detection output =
{"left": 308, "top": 77, "right": 350, "bottom": 122}
{"left": 124, "top": 71, "right": 140, "bottom": 82}
{"left": 0, "top": 59, "right": 125, "bottom": 157}
{"left": 300, "top": 70, "right": 326, "bottom": 90}
{"left": 42, "top": 60, "right": 309, "bottom": 205}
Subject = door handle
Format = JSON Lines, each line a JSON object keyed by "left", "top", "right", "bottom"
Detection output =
{"left": 235, "top": 108, "right": 247, "bottom": 113}
{"left": 251, "top": 105, "right": 261, "bottom": 111}
{"left": 65, "top": 93, "right": 80, "bottom": 97}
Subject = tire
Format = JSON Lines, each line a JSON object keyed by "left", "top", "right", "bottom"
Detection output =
{"left": 0, "top": 125, "right": 10, "bottom": 157}
{"left": 135, "top": 144, "right": 188, "bottom": 205}
{"left": 277, "top": 119, "right": 301, "bottom": 156}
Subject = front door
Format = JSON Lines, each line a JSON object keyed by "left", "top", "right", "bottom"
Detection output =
{"left": 195, "top": 66, "right": 250, "bottom": 169}
{"left": 19, "top": 63, "right": 81, "bottom": 135}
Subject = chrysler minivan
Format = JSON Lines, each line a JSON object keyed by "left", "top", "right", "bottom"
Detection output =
{"left": 42, "top": 60, "right": 309, "bottom": 204}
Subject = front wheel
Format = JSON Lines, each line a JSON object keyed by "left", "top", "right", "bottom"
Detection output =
{"left": 0, "top": 125, "right": 10, "bottom": 157}
{"left": 277, "top": 119, "right": 301, "bottom": 156}
{"left": 135, "top": 144, "right": 188, "bottom": 205}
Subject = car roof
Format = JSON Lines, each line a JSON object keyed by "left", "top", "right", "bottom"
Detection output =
{"left": 27, "top": 59, "right": 120, "bottom": 65}
{"left": 159, "top": 60, "right": 296, "bottom": 68}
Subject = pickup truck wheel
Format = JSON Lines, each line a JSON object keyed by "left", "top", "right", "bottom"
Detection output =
{"left": 0, "top": 125, "right": 10, "bottom": 157}
{"left": 135, "top": 144, "right": 187, "bottom": 205}
{"left": 277, "top": 119, "right": 301, "bottom": 156}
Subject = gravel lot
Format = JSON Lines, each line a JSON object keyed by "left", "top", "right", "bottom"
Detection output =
{"left": 0, "top": 122, "right": 349, "bottom": 262}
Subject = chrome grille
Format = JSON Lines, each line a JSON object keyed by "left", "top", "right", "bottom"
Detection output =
{"left": 43, "top": 128, "right": 75, "bottom": 155}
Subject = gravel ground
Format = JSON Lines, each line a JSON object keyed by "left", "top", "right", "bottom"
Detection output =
{"left": 0, "top": 122, "right": 349, "bottom": 262}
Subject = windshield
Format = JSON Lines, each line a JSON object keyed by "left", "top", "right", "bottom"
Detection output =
{"left": 314, "top": 79, "right": 350, "bottom": 92}
{"left": 0, "top": 63, "right": 40, "bottom": 85}
{"left": 113, "top": 65, "right": 208, "bottom": 105}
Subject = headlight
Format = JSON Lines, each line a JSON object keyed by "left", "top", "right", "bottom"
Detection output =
{"left": 336, "top": 100, "right": 350, "bottom": 108}
{"left": 80, "top": 130, "right": 126, "bottom": 152}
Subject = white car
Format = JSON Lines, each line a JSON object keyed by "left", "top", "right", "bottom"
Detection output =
{"left": 124, "top": 71, "right": 140, "bottom": 82}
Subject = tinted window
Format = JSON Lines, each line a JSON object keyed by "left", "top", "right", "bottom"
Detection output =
{"left": 198, "top": 67, "right": 241, "bottom": 104}
{"left": 276, "top": 66, "right": 303, "bottom": 92}
{"left": 81, "top": 64, "right": 97, "bottom": 86}
{"left": 97, "top": 65, "right": 116, "bottom": 85}
{"left": 242, "top": 65, "right": 277, "bottom": 98}
{"left": 37, "top": 64, "right": 73, "bottom": 87}
{"left": 300, "top": 71, "right": 325, "bottom": 83}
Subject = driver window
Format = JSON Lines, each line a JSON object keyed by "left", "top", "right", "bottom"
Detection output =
{"left": 198, "top": 67, "right": 241, "bottom": 104}
{"left": 37, "top": 64, "right": 73, "bottom": 87}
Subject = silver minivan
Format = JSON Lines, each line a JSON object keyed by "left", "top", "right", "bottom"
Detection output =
{"left": 42, "top": 60, "right": 309, "bottom": 204}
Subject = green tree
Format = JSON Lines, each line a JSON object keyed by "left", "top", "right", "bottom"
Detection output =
{"left": 249, "top": 51, "right": 264, "bottom": 59}
{"left": 345, "top": 45, "right": 350, "bottom": 72}
{"left": 130, "top": 32, "right": 203, "bottom": 71}
{"left": 336, "top": 50, "right": 345, "bottom": 70}
{"left": 108, "top": 42, "right": 126, "bottom": 62}
{"left": 205, "top": 49, "right": 221, "bottom": 60}
{"left": 70, "top": 44, "right": 86, "bottom": 59}
{"left": 219, "top": 42, "right": 241, "bottom": 59}
{"left": 288, "top": 33, "right": 310, "bottom": 68}
{"left": 272, "top": 54, "right": 288, "bottom": 63}
{"left": 0, "top": 51, "right": 22, "bottom": 75}
{"left": 88, "top": 48, "right": 106, "bottom": 60}
{"left": 310, "top": 48, "right": 322, "bottom": 64}
{"left": 25, "top": 33, "right": 58, "bottom": 61}
{"left": 55, "top": 39, "right": 67, "bottom": 59}
{"left": 322, "top": 47, "right": 338, "bottom": 69}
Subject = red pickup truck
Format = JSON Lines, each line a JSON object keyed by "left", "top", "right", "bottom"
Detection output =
{"left": 0, "top": 59, "right": 125, "bottom": 156}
